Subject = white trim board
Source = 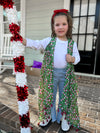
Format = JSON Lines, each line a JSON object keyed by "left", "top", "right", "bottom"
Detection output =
{"left": 75, "top": 72, "right": 100, "bottom": 78}
{"left": 21, "top": 0, "right": 26, "bottom": 38}
{"left": 64, "top": 0, "right": 70, "bottom": 10}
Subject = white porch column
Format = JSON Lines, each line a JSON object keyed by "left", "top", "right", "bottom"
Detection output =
{"left": 0, "top": 6, "right": 3, "bottom": 47}
{"left": 0, "top": 6, "right": 3, "bottom": 70}
{"left": 64, "top": 0, "right": 71, "bottom": 11}
{"left": 0, "top": 6, "right": 3, "bottom": 54}
{"left": 21, "top": 0, "right": 26, "bottom": 38}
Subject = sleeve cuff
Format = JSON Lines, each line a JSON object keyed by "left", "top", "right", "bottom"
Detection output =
{"left": 26, "top": 38, "right": 30, "bottom": 47}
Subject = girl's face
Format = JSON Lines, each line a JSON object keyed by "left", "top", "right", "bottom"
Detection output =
{"left": 54, "top": 15, "right": 68, "bottom": 40}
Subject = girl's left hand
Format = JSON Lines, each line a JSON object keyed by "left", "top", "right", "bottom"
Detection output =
{"left": 66, "top": 54, "right": 75, "bottom": 63}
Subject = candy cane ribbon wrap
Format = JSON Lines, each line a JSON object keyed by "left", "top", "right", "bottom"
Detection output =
{"left": 0, "top": 1, "right": 31, "bottom": 133}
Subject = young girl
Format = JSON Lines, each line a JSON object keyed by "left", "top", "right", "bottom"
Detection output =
{"left": 23, "top": 9, "right": 80, "bottom": 131}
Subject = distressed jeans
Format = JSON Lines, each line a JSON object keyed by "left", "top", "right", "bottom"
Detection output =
{"left": 51, "top": 67, "right": 66, "bottom": 123}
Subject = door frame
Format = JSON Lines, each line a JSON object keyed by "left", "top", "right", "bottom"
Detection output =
{"left": 70, "top": 0, "right": 100, "bottom": 75}
{"left": 95, "top": 4, "right": 100, "bottom": 75}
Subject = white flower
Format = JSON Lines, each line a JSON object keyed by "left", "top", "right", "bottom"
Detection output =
{"left": 21, "top": 127, "right": 31, "bottom": 133}
{"left": 11, "top": 41, "right": 25, "bottom": 57}
{"left": 18, "top": 99, "right": 29, "bottom": 115}
{"left": 5, "top": 6, "right": 18, "bottom": 24}
{"left": 16, "top": 72, "right": 27, "bottom": 87}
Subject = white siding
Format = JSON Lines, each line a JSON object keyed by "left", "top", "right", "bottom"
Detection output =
{"left": 25, "top": 0, "right": 64, "bottom": 66}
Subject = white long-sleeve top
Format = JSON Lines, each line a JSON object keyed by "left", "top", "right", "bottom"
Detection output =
{"left": 26, "top": 37, "right": 80, "bottom": 68}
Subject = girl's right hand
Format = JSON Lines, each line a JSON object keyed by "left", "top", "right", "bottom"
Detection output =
{"left": 12, "top": 34, "right": 26, "bottom": 46}
{"left": 22, "top": 38, "right": 27, "bottom": 46}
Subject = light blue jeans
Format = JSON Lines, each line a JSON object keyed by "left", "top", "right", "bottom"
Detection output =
{"left": 51, "top": 67, "right": 66, "bottom": 124}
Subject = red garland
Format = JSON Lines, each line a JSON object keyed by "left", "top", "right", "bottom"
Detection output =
{"left": 0, "top": 1, "right": 31, "bottom": 131}
{"left": 11, "top": 33, "right": 23, "bottom": 42}
{"left": 16, "top": 85, "right": 28, "bottom": 101}
{"left": 9, "top": 23, "right": 20, "bottom": 34}
{"left": 19, "top": 112, "right": 30, "bottom": 128}
{"left": 0, "top": 0, "right": 14, "bottom": 9}
{"left": 0, "top": 0, "right": 4, "bottom": 5}
{"left": 13, "top": 56, "right": 25, "bottom": 73}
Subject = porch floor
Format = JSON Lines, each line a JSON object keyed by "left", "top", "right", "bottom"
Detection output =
{"left": 0, "top": 70, "right": 100, "bottom": 133}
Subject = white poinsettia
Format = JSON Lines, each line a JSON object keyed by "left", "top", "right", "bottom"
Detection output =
{"left": 16, "top": 72, "right": 27, "bottom": 87}
{"left": 11, "top": 41, "right": 25, "bottom": 57}
{"left": 21, "top": 127, "right": 31, "bottom": 133}
{"left": 18, "top": 99, "right": 29, "bottom": 115}
{"left": 5, "top": 6, "right": 18, "bottom": 25}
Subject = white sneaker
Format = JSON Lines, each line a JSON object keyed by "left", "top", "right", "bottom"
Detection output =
{"left": 61, "top": 114, "right": 70, "bottom": 131}
{"left": 39, "top": 116, "right": 51, "bottom": 127}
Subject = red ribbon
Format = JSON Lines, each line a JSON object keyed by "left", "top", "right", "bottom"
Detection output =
{"left": 52, "top": 9, "right": 68, "bottom": 22}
